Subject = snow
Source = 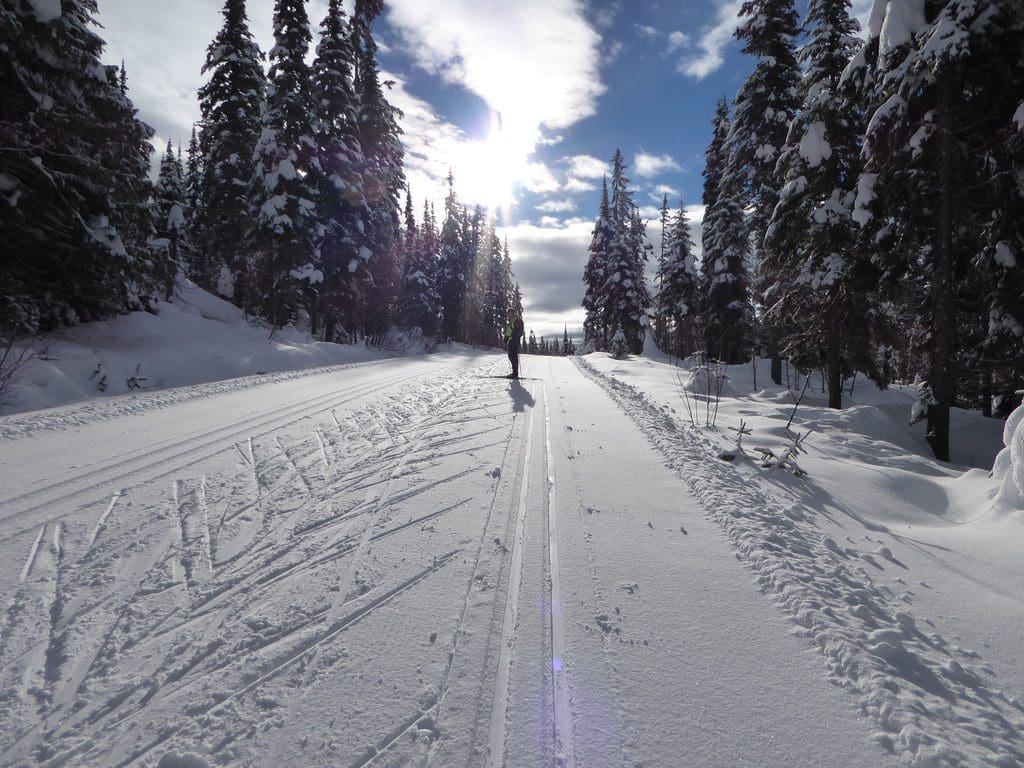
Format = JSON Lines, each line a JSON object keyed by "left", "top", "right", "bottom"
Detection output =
{"left": 994, "top": 241, "right": 1017, "bottom": 268}
{"left": 878, "top": 0, "right": 927, "bottom": 58}
{"left": 0, "top": 286, "right": 1022, "bottom": 767}
{"left": 993, "top": 403, "right": 1024, "bottom": 509}
{"left": 1014, "top": 101, "right": 1024, "bottom": 130}
{"left": 0, "top": 277, "right": 399, "bottom": 418}
{"left": 798, "top": 121, "right": 832, "bottom": 167}
{"left": 26, "top": 0, "right": 61, "bottom": 22}
{"left": 853, "top": 172, "right": 878, "bottom": 226}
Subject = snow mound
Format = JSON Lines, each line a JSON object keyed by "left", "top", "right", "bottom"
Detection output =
{"left": 156, "top": 752, "right": 210, "bottom": 768}
{"left": 992, "top": 403, "right": 1024, "bottom": 509}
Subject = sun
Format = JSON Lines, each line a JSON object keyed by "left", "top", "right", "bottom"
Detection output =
{"left": 449, "top": 112, "right": 532, "bottom": 218}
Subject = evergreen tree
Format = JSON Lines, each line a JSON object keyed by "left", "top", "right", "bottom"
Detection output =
{"left": 0, "top": 0, "right": 155, "bottom": 332}
{"left": 154, "top": 140, "right": 193, "bottom": 277}
{"left": 724, "top": 0, "right": 801, "bottom": 381}
{"left": 312, "top": 0, "right": 364, "bottom": 339}
{"left": 436, "top": 173, "right": 469, "bottom": 341}
{"left": 184, "top": 125, "right": 205, "bottom": 279}
{"left": 763, "top": 0, "right": 887, "bottom": 408}
{"left": 582, "top": 177, "right": 614, "bottom": 350}
{"left": 196, "top": 0, "right": 266, "bottom": 301}
{"left": 603, "top": 150, "right": 651, "bottom": 354}
{"left": 251, "top": 0, "right": 322, "bottom": 329}
{"left": 655, "top": 199, "right": 700, "bottom": 358}
{"left": 851, "top": 0, "right": 1024, "bottom": 459}
{"left": 352, "top": 1, "right": 404, "bottom": 339}
{"left": 702, "top": 125, "right": 756, "bottom": 363}
{"left": 399, "top": 188, "right": 439, "bottom": 335}
{"left": 98, "top": 63, "right": 166, "bottom": 304}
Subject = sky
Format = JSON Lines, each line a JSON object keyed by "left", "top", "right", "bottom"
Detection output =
{"left": 95, "top": 0, "right": 872, "bottom": 341}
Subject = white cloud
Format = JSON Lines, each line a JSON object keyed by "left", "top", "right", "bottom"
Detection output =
{"left": 667, "top": 30, "right": 690, "bottom": 53}
{"left": 653, "top": 183, "right": 680, "bottom": 198}
{"left": 382, "top": 73, "right": 471, "bottom": 210}
{"left": 503, "top": 219, "right": 594, "bottom": 337}
{"left": 566, "top": 154, "right": 609, "bottom": 179}
{"left": 536, "top": 198, "right": 577, "bottom": 213}
{"left": 521, "top": 162, "right": 561, "bottom": 195}
{"left": 678, "top": 0, "right": 744, "bottom": 80}
{"left": 564, "top": 177, "right": 597, "bottom": 194}
{"left": 635, "top": 23, "right": 659, "bottom": 39}
{"left": 385, "top": 0, "right": 604, "bottom": 145}
{"left": 634, "top": 152, "right": 682, "bottom": 177}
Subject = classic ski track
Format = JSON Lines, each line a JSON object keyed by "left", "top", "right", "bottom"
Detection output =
{"left": 542, "top": 381, "right": 575, "bottom": 766}
{"left": 486, "top": 401, "right": 536, "bottom": 768}
{"left": 0, "top": 361, "right": 470, "bottom": 539}
{"left": 4, "top": 361, "right": 523, "bottom": 766}
{"left": 302, "top": 395, "right": 527, "bottom": 768}
{"left": 5, "top": 362, "right": 496, "bottom": 765}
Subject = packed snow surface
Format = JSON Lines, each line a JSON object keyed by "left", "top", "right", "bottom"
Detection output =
{"left": 0, "top": 296, "right": 1022, "bottom": 767}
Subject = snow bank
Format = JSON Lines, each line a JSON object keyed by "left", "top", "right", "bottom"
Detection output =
{"left": 992, "top": 403, "right": 1024, "bottom": 509}
{"left": 0, "top": 277, "right": 409, "bottom": 416}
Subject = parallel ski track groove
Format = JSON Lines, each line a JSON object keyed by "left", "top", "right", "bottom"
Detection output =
{"left": 486, "top": 402, "right": 536, "bottom": 768}
{"left": 543, "top": 380, "right": 575, "bottom": 766}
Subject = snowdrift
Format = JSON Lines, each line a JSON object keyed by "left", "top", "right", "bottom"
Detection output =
{"left": 992, "top": 403, "right": 1024, "bottom": 510}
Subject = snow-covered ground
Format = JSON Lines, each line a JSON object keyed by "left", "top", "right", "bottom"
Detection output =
{"left": 1, "top": 298, "right": 1022, "bottom": 767}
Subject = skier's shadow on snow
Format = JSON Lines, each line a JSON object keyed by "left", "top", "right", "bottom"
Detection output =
{"left": 508, "top": 380, "right": 535, "bottom": 413}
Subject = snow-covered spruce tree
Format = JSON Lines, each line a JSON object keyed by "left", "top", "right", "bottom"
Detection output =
{"left": 399, "top": 188, "right": 439, "bottom": 337}
{"left": 655, "top": 197, "right": 700, "bottom": 358}
{"left": 724, "top": 0, "right": 801, "bottom": 382}
{"left": 196, "top": 0, "right": 266, "bottom": 304}
{"left": 701, "top": 104, "right": 756, "bottom": 363}
{"left": 436, "top": 173, "right": 470, "bottom": 342}
{"left": 98, "top": 63, "right": 170, "bottom": 305}
{"left": 0, "top": 0, "right": 155, "bottom": 333}
{"left": 653, "top": 195, "right": 672, "bottom": 352}
{"left": 154, "top": 141, "right": 194, "bottom": 278}
{"left": 251, "top": 0, "right": 323, "bottom": 330}
{"left": 763, "top": 0, "right": 888, "bottom": 409}
{"left": 482, "top": 228, "right": 513, "bottom": 347}
{"left": 582, "top": 176, "right": 614, "bottom": 350}
{"left": 352, "top": 1, "right": 404, "bottom": 341}
{"left": 312, "top": 0, "right": 366, "bottom": 340}
{"left": 604, "top": 150, "right": 651, "bottom": 354}
{"left": 850, "top": 0, "right": 1024, "bottom": 460}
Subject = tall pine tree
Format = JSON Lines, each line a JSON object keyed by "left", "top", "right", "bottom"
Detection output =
{"left": 352, "top": 1, "right": 404, "bottom": 339}
{"left": 725, "top": 0, "right": 801, "bottom": 381}
{"left": 655, "top": 199, "right": 700, "bottom": 358}
{"left": 852, "top": 0, "right": 1024, "bottom": 459}
{"left": 252, "top": 0, "right": 322, "bottom": 329}
{"left": 312, "top": 0, "right": 365, "bottom": 340}
{"left": 701, "top": 102, "right": 756, "bottom": 362}
{"left": 0, "top": 0, "right": 156, "bottom": 332}
{"left": 763, "top": 0, "right": 887, "bottom": 408}
{"left": 196, "top": 0, "right": 266, "bottom": 303}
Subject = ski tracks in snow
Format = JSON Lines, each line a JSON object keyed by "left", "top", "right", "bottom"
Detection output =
{"left": 576, "top": 357, "right": 1024, "bottom": 768}
{"left": 0, "top": 357, "right": 543, "bottom": 767}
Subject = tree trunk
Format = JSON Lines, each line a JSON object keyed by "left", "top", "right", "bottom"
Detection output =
{"left": 826, "top": 320, "right": 843, "bottom": 410}
{"left": 926, "top": 78, "right": 958, "bottom": 463}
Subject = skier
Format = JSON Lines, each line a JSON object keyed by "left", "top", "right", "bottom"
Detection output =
{"left": 504, "top": 316, "right": 526, "bottom": 379}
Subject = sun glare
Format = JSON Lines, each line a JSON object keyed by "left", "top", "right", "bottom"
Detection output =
{"left": 449, "top": 111, "right": 533, "bottom": 220}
